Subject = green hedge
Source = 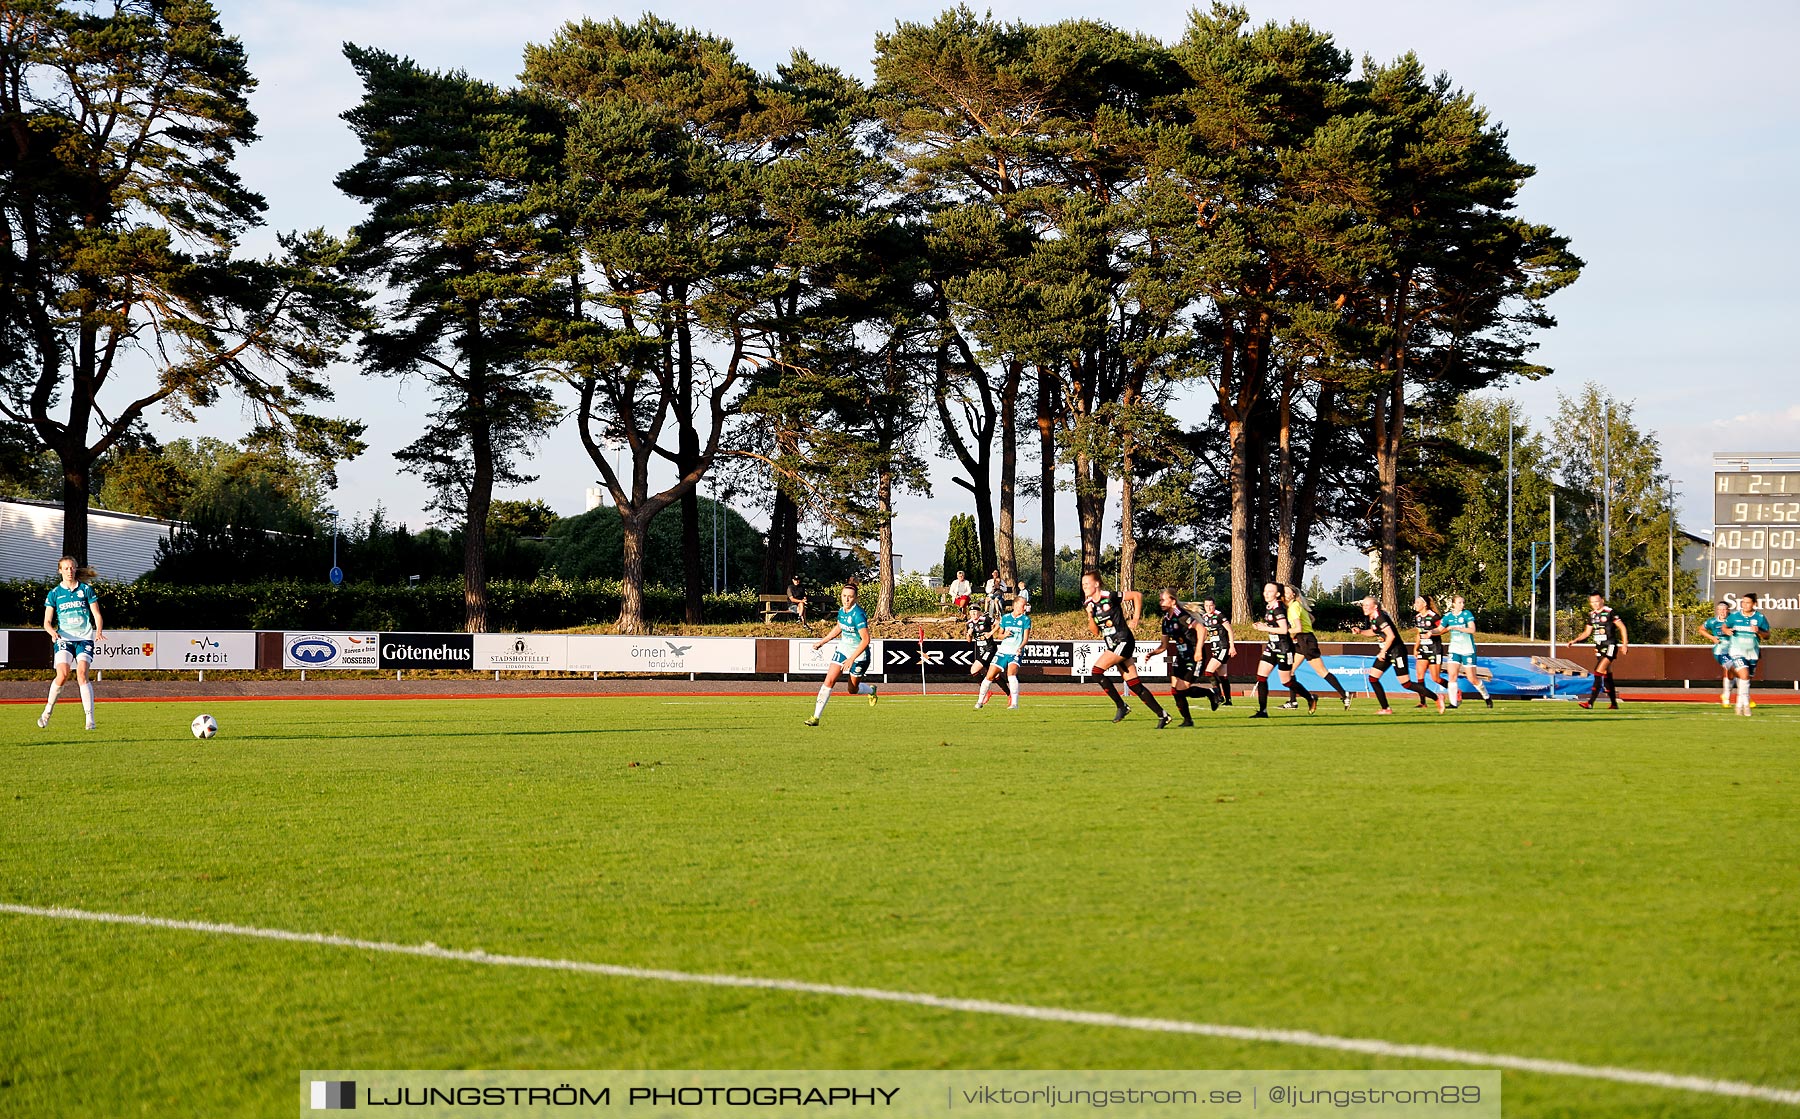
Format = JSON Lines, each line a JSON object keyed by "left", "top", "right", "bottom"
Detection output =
{"left": 2, "top": 579, "right": 763, "bottom": 631}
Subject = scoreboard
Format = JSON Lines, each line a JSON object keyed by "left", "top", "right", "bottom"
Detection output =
{"left": 1713, "top": 462, "right": 1800, "bottom": 627}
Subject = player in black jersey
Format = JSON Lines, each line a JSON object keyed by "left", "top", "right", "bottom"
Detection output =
{"left": 1411, "top": 595, "right": 1448, "bottom": 712}
{"left": 1081, "top": 570, "right": 1170, "bottom": 727}
{"left": 1198, "top": 595, "right": 1233, "bottom": 706}
{"left": 965, "top": 603, "right": 998, "bottom": 678}
{"left": 1249, "top": 581, "right": 1312, "bottom": 717}
{"left": 1150, "top": 588, "right": 1209, "bottom": 725}
{"left": 1353, "top": 596, "right": 1436, "bottom": 713}
{"left": 1572, "top": 592, "right": 1629, "bottom": 709}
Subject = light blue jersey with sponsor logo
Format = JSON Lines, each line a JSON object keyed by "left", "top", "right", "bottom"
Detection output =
{"left": 1703, "top": 616, "right": 1729, "bottom": 657}
{"left": 45, "top": 581, "right": 99, "bottom": 641}
{"left": 1443, "top": 609, "right": 1477, "bottom": 655}
{"left": 1726, "top": 610, "right": 1768, "bottom": 661}
{"left": 997, "top": 611, "right": 1032, "bottom": 654}
{"left": 836, "top": 603, "right": 869, "bottom": 656}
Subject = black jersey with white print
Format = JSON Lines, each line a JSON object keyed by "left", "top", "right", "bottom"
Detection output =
{"left": 1086, "top": 588, "right": 1133, "bottom": 648}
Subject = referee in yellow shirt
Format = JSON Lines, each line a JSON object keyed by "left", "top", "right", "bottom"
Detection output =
{"left": 1282, "top": 584, "right": 1351, "bottom": 710}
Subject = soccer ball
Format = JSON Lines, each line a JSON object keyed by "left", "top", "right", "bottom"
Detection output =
{"left": 191, "top": 714, "right": 218, "bottom": 739}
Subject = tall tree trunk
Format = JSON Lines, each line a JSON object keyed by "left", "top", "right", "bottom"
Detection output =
{"left": 1117, "top": 375, "right": 1139, "bottom": 593}
{"left": 1073, "top": 454, "right": 1106, "bottom": 572}
{"left": 1374, "top": 367, "right": 1404, "bottom": 614}
{"left": 57, "top": 447, "right": 91, "bottom": 567}
{"left": 972, "top": 483, "right": 997, "bottom": 577}
{"left": 1227, "top": 412, "right": 1253, "bottom": 623}
{"left": 59, "top": 301, "right": 99, "bottom": 565}
{"left": 936, "top": 334, "right": 998, "bottom": 577}
{"left": 996, "top": 360, "right": 1021, "bottom": 587}
{"left": 1251, "top": 431, "right": 1271, "bottom": 591}
{"left": 1289, "top": 380, "right": 1335, "bottom": 587}
{"left": 619, "top": 513, "right": 650, "bottom": 633}
{"left": 761, "top": 486, "right": 789, "bottom": 594}
{"left": 875, "top": 466, "right": 895, "bottom": 620}
{"left": 675, "top": 297, "right": 704, "bottom": 624}
{"left": 779, "top": 484, "right": 800, "bottom": 586}
{"left": 1274, "top": 362, "right": 1297, "bottom": 586}
{"left": 1036, "top": 366, "right": 1057, "bottom": 609}
{"left": 463, "top": 321, "right": 492, "bottom": 633}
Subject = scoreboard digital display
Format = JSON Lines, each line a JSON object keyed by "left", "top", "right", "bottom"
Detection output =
{"left": 1714, "top": 464, "right": 1800, "bottom": 626}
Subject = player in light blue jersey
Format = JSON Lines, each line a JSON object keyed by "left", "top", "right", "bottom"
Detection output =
{"left": 39, "top": 556, "right": 105, "bottom": 730}
{"left": 1440, "top": 595, "right": 1492, "bottom": 709}
{"left": 1702, "top": 600, "right": 1734, "bottom": 708}
{"left": 976, "top": 602, "right": 1032, "bottom": 710}
{"left": 1723, "top": 593, "right": 1771, "bottom": 717}
{"left": 806, "top": 583, "right": 875, "bottom": 725}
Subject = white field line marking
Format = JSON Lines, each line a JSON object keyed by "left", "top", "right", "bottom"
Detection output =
{"left": 3, "top": 904, "right": 1795, "bottom": 1106}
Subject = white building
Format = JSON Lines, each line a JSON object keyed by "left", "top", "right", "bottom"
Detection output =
{"left": 1, "top": 498, "right": 174, "bottom": 583}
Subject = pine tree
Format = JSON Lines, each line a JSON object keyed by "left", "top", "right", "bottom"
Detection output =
{"left": 0, "top": 0, "right": 364, "bottom": 564}
{"left": 336, "top": 46, "right": 563, "bottom": 633}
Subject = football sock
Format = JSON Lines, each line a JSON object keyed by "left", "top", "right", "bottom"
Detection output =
{"left": 1738, "top": 678, "right": 1751, "bottom": 712}
{"left": 977, "top": 679, "right": 993, "bottom": 706}
{"left": 812, "top": 686, "right": 831, "bottom": 719}
{"left": 1257, "top": 677, "right": 1270, "bottom": 711}
{"left": 44, "top": 681, "right": 62, "bottom": 714}
{"left": 1173, "top": 690, "right": 1191, "bottom": 720}
{"left": 1216, "top": 673, "right": 1232, "bottom": 703}
{"left": 1007, "top": 675, "right": 1020, "bottom": 702}
{"left": 1473, "top": 678, "right": 1490, "bottom": 700}
{"left": 1604, "top": 673, "right": 1618, "bottom": 703}
{"left": 1290, "top": 681, "right": 1313, "bottom": 704}
{"left": 1448, "top": 679, "right": 1461, "bottom": 706}
{"left": 1099, "top": 678, "right": 1125, "bottom": 709}
{"left": 1588, "top": 676, "right": 1602, "bottom": 702}
{"left": 1370, "top": 677, "right": 1389, "bottom": 708}
{"left": 79, "top": 682, "right": 94, "bottom": 721}
{"left": 1411, "top": 679, "right": 1436, "bottom": 701}
{"left": 1325, "top": 671, "right": 1348, "bottom": 698}
{"left": 1128, "top": 680, "right": 1165, "bottom": 717}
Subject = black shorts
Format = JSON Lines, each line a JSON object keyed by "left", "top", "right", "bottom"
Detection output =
{"left": 1169, "top": 660, "right": 1197, "bottom": 683}
{"left": 1373, "top": 651, "right": 1407, "bottom": 675}
{"left": 1594, "top": 643, "right": 1620, "bottom": 662}
{"left": 1416, "top": 649, "right": 1442, "bottom": 669}
{"left": 1260, "top": 644, "right": 1292, "bottom": 671}
{"left": 1204, "top": 644, "right": 1231, "bottom": 668}
{"left": 1104, "top": 636, "right": 1137, "bottom": 662}
{"left": 972, "top": 642, "right": 997, "bottom": 669}
{"left": 1293, "top": 632, "right": 1323, "bottom": 661}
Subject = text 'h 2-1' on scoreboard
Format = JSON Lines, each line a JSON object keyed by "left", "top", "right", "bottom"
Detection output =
{"left": 1713, "top": 453, "right": 1800, "bottom": 626}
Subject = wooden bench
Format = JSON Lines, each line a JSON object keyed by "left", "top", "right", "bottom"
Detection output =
{"left": 1531, "top": 656, "right": 1592, "bottom": 677}
{"left": 759, "top": 594, "right": 803, "bottom": 624}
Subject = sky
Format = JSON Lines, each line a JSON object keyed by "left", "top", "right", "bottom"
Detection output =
{"left": 171, "top": 0, "right": 1800, "bottom": 585}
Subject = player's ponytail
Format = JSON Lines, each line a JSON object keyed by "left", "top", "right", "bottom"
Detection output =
{"left": 56, "top": 555, "right": 97, "bottom": 581}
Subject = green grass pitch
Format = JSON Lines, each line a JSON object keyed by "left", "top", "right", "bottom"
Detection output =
{"left": 2, "top": 693, "right": 1796, "bottom": 1118}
